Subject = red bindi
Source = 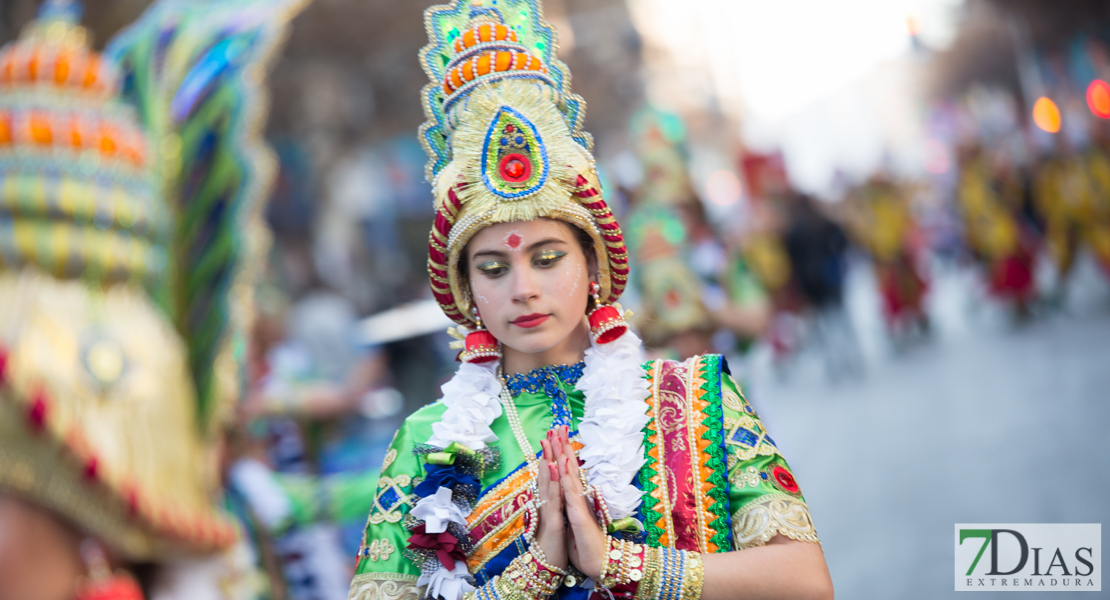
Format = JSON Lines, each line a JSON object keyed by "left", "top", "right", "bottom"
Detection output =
{"left": 506, "top": 233, "right": 522, "bottom": 248}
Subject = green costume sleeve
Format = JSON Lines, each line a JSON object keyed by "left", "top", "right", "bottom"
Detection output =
{"left": 722, "top": 374, "right": 820, "bottom": 549}
{"left": 273, "top": 469, "right": 381, "bottom": 528}
{"left": 349, "top": 403, "right": 448, "bottom": 600}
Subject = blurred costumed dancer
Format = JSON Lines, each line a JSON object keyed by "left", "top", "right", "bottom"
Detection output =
{"left": 846, "top": 176, "right": 929, "bottom": 339}
{"left": 957, "top": 146, "right": 1035, "bottom": 314}
{"left": 623, "top": 108, "right": 770, "bottom": 362}
{"left": 1034, "top": 140, "right": 1110, "bottom": 297}
{"left": 0, "top": 1, "right": 305, "bottom": 599}
{"left": 349, "top": 3, "right": 831, "bottom": 600}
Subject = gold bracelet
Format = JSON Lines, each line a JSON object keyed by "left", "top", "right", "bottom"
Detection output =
{"left": 680, "top": 552, "right": 704, "bottom": 600}
{"left": 499, "top": 551, "right": 564, "bottom": 600}
{"left": 633, "top": 547, "right": 662, "bottom": 600}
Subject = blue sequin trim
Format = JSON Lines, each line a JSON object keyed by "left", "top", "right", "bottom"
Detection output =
{"left": 501, "top": 361, "right": 585, "bottom": 427}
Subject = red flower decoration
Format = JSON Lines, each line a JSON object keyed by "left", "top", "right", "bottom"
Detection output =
{"left": 27, "top": 390, "right": 48, "bottom": 432}
{"left": 407, "top": 524, "right": 466, "bottom": 569}
{"left": 771, "top": 465, "right": 800, "bottom": 495}
{"left": 0, "top": 346, "right": 9, "bottom": 385}
{"left": 84, "top": 456, "right": 100, "bottom": 481}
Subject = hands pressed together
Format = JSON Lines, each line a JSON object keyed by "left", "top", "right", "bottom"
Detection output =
{"left": 533, "top": 425, "right": 608, "bottom": 580}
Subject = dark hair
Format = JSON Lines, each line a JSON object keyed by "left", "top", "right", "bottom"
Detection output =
{"left": 456, "top": 219, "right": 598, "bottom": 308}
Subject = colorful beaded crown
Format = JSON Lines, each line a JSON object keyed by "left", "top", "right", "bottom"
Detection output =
{"left": 420, "top": 0, "right": 628, "bottom": 328}
{"left": 0, "top": 0, "right": 304, "bottom": 560}
{"left": 0, "top": 3, "right": 164, "bottom": 285}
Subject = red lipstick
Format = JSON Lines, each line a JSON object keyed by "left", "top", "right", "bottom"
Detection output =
{"left": 511, "top": 313, "right": 550, "bottom": 328}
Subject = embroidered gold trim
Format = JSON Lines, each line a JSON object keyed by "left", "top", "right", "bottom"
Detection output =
{"left": 348, "top": 573, "right": 421, "bottom": 600}
{"left": 381, "top": 448, "right": 398, "bottom": 471}
{"left": 682, "top": 356, "right": 710, "bottom": 553}
{"left": 723, "top": 386, "right": 746, "bottom": 413}
{"left": 731, "top": 494, "right": 820, "bottom": 550}
{"left": 648, "top": 359, "right": 675, "bottom": 545}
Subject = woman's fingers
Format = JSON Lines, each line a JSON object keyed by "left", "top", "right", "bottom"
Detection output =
{"left": 539, "top": 435, "right": 563, "bottom": 516}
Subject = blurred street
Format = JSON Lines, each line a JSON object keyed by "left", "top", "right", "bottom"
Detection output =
{"left": 754, "top": 256, "right": 1110, "bottom": 599}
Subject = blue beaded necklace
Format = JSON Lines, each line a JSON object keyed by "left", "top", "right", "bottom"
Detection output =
{"left": 501, "top": 361, "right": 586, "bottom": 427}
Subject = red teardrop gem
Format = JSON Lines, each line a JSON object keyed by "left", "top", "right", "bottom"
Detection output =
{"left": 505, "top": 159, "right": 525, "bottom": 179}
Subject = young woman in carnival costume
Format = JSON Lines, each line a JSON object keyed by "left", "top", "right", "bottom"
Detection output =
{"left": 349, "top": 2, "right": 833, "bottom": 600}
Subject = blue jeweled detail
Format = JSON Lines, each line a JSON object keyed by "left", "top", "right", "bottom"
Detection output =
{"left": 377, "top": 487, "right": 400, "bottom": 510}
{"left": 502, "top": 361, "right": 585, "bottom": 427}
{"left": 730, "top": 427, "right": 759, "bottom": 447}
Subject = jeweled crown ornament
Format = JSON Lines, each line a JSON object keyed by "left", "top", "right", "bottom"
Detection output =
{"left": 421, "top": 0, "right": 630, "bottom": 331}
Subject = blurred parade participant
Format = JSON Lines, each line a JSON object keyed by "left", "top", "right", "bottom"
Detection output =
{"left": 956, "top": 145, "right": 1036, "bottom": 315}
{"left": 1034, "top": 136, "right": 1110, "bottom": 300}
{"left": 737, "top": 203, "right": 797, "bottom": 366}
{"left": 845, "top": 176, "right": 930, "bottom": 342}
{"left": 232, "top": 280, "right": 399, "bottom": 600}
{"left": 349, "top": 3, "right": 832, "bottom": 600}
{"left": 0, "top": 1, "right": 304, "bottom": 599}
{"left": 623, "top": 107, "right": 770, "bottom": 360}
{"left": 782, "top": 193, "right": 862, "bottom": 379}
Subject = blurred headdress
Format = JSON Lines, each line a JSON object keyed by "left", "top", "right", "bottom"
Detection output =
{"left": 0, "top": 0, "right": 304, "bottom": 560}
{"left": 420, "top": 0, "right": 628, "bottom": 327}
{"left": 623, "top": 107, "right": 710, "bottom": 344}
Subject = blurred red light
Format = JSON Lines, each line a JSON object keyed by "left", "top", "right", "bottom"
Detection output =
{"left": 1087, "top": 80, "right": 1110, "bottom": 119}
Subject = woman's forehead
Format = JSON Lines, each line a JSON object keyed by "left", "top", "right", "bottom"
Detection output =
{"left": 469, "top": 219, "right": 574, "bottom": 249}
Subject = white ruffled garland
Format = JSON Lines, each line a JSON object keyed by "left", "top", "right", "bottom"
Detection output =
{"left": 412, "top": 328, "right": 650, "bottom": 600}
{"left": 574, "top": 329, "right": 652, "bottom": 522}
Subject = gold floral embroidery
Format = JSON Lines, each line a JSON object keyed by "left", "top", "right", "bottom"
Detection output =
{"left": 723, "top": 386, "right": 746, "bottom": 413}
{"left": 724, "top": 415, "right": 780, "bottom": 463}
{"left": 729, "top": 465, "right": 762, "bottom": 489}
{"left": 381, "top": 448, "right": 398, "bottom": 471}
{"left": 348, "top": 573, "right": 421, "bottom": 600}
{"left": 369, "top": 475, "right": 415, "bottom": 524}
{"left": 368, "top": 539, "right": 396, "bottom": 562}
{"left": 731, "top": 494, "right": 819, "bottom": 550}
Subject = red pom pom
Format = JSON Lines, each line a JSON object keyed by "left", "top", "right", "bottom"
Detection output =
{"left": 460, "top": 329, "right": 500, "bottom": 363}
{"left": 588, "top": 305, "right": 627, "bottom": 344}
{"left": 76, "top": 576, "right": 145, "bottom": 600}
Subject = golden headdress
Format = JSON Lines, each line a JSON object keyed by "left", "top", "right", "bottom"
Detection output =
{"left": 0, "top": 0, "right": 303, "bottom": 560}
{"left": 420, "top": 0, "right": 629, "bottom": 327}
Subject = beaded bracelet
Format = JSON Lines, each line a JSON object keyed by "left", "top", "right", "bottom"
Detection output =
{"left": 599, "top": 536, "right": 647, "bottom": 588}
{"left": 496, "top": 550, "right": 565, "bottom": 600}
{"left": 600, "top": 540, "right": 703, "bottom": 600}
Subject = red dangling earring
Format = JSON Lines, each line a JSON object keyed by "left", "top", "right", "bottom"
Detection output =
{"left": 75, "top": 540, "right": 145, "bottom": 600}
{"left": 587, "top": 282, "right": 628, "bottom": 344}
{"left": 459, "top": 306, "right": 501, "bottom": 363}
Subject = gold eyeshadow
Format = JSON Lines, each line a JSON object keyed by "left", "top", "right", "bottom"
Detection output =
{"left": 534, "top": 250, "right": 566, "bottom": 263}
{"left": 476, "top": 260, "right": 509, "bottom": 274}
